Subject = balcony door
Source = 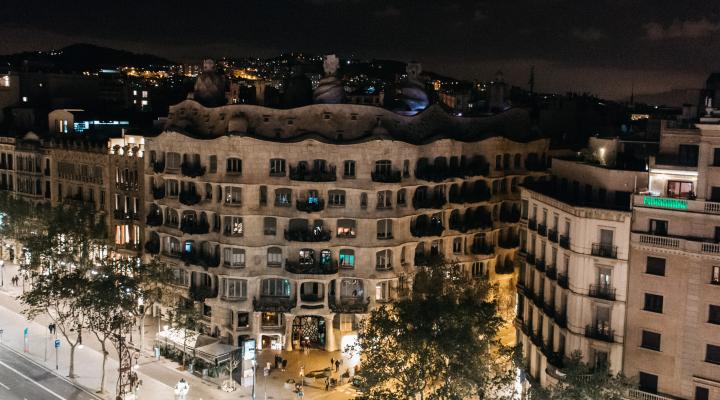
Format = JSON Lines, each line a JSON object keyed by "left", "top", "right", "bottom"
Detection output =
{"left": 667, "top": 180, "right": 694, "bottom": 198}
{"left": 595, "top": 306, "right": 610, "bottom": 335}
{"left": 598, "top": 267, "right": 612, "bottom": 289}
{"left": 600, "top": 229, "right": 614, "bottom": 248}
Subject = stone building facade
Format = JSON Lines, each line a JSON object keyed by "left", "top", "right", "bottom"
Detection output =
{"left": 516, "top": 153, "right": 646, "bottom": 389}
{"left": 625, "top": 121, "right": 720, "bottom": 399}
{"left": 144, "top": 100, "right": 550, "bottom": 351}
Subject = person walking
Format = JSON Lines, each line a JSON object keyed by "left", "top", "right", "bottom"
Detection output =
{"left": 330, "top": 357, "right": 334, "bottom": 369}
{"left": 324, "top": 378, "right": 329, "bottom": 391}
{"left": 281, "top": 358, "right": 287, "bottom": 371}
{"left": 335, "top": 359, "right": 340, "bottom": 373}
{"left": 174, "top": 378, "right": 189, "bottom": 400}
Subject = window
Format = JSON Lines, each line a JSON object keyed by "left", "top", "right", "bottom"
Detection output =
{"left": 223, "top": 216, "right": 243, "bottom": 236}
{"left": 264, "top": 217, "right": 277, "bottom": 235}
{"left": 646, "top": 257, "right": 666, "bottom": 276}
{"left": 360, "top": 193, "right": 368, "bottom": 209}
{"left": 374, "top": 160, "right": 392, "bottom": 174}
{"left": 452, "top": 238, "right": 463, "bottom": 254}
{"left": 237, "top": 312, "right": 250, "bottom": 328}
{"left": 223, "top": 247, "right": 245, "bottom": 267}
{"left": 224, "top": 186, "right": 242, "bottom": 205}
{"left": 377, "top": 219, "right": 393, "bottom": 240}
{"left": 166, "top": 152, "right": 181, "bottom": 170}
{"left": 649, "top": 219, "right": 668, "bottom": 236}
{"left": 259, "top": 185, "right": 267, "bottom": 206}
{"left": 638, "top": 372, "right": 658, "bottom": 393}
{"left": 166, "top": 180, "right": 179, "bottom": 197}
{"left": 267, "top": 247, "right": 283, "bottom": 266}
{"left": 678, "top": 144, "right": 699, "bottom": 166}
{"left": 376, "top": 281, "right": 391, "bottom": 302}
{"left": 343, "top": 160, "right": 356, "bottom": 178}
{"left": 644, "top": 293, "right": 664, "bottom": 313}
{"left": 376, "top": 250, "right": 392, "bottom": 270}
{"left": 269, "top": 159, "right": 286, "bottom": 176}
{"left": 495, "top": 154, "right": 502, "bottom": 170}
{"left": 709, "top": 305, "right": 720, "bottom": 324}
{"left": 173, "top": 269, "right": 191, "bottom": 286}
{"left": 209, "top": 155, "right": 217, "bottom": 173}
{"left": 224, "top": 278, "right": 247, "bottom": 298}
{"left": 641, "top": 330, "right": 661, "bottom": 351}
{"left": 275, "top": 188, "right": 291, "bottom": 207}
{"left": 328, "top": 190, "right": 346, "bottom": 207}
{"left": 696, "top": 387, "right": 710, "bottom": 400}
{"left": 706, "top": 344, "right": 720, "bottom": 364}
{"left": 261, "top": 278, "right": 291, "bottom": 297}
{"left": 339, "top": 249, "right": 355, "bottom": 268}
{"left": 471, "top": 261, "right": 486, "bottom": 278}
{"left": 377, "top": 190, "right": 392, "bottom": 209}
{"left": 713, "top": 266, "right": 720, "bottom": 285}
{"left": 337, "top": 219, "right": 356, "bottom": 238}
{"left": 397, "top": 189, "right": 406, "bottom": 206}
{"left": 226, "top": 158, "right": 242, "bottom": 174}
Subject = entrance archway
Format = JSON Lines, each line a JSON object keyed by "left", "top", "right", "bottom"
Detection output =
{"left": 292, "top": 316, "right": 326, "bottom": 348}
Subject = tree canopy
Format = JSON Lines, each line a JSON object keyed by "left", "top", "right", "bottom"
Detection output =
{"left": 350, "top": 258, "right": 519, "bottom": 400}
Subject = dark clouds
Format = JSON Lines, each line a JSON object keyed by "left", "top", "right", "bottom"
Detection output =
{"left": 0, "top": 0, "right": 719, "bottom": 99}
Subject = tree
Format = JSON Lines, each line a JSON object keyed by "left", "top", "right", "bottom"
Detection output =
{"left": 133, "top": 256, "right": 175, "bottom": 352}
{"left": 20, "top": 266, "right": 90, "bottom": 378}
{"left": 349, "top": 258, "right": 519, "bottom": 400}
{"left": 171, "top": 299, "right": 202, "bottom": 370}
{"left": 526, "top": 351, "right": 634, "bottom": 400}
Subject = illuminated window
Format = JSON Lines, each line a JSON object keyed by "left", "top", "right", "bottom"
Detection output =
{"left": 142, "top": 90, "right": 148, "bottom": 98}
{"left": 375, "top": 280, "right": 391, "bottom": 302}
{"left": 22, "top": 96, "right": 27, "bottom": 102}
{"left": 339, "top": 249, "right": 355, "bottom": 268}
{"left": 223, "top": 278, "right": 247, "bottom": 299}
{"left": 0, "top": 76, "right": 9, "bottom": 87}
{"left": 223, "top": 247, "right": 245, "bottom": 268}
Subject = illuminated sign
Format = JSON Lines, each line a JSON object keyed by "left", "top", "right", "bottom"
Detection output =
{"left": 643, "top": 196, "right": 688, "bottom": 210}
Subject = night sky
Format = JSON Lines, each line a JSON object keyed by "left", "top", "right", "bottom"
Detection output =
{"left": 1, "top": 0, "right": 719, "bottom": 100}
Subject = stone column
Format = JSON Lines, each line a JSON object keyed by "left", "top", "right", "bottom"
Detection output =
{"left": 324, "top": 313, "right": 336, "bottom": 352}
{"left": 284, "top": 313, "right": 295, "bottom": 351}
{"left": 252, "top": 312, "right": 262, "bottom": 350}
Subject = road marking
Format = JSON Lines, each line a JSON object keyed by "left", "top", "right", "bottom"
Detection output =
{"left": 0, "top": 360, "right": 66, "bottom": 400}
{"left": 0, "top": 380, "right": 9, "bottom": 390}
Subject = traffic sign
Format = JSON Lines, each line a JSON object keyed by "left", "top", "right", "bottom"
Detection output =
{"left": 23, "top": 327, "right": 28, "bottom": 337}
{"left": 54, "top": 339, "right": 61, "bottom": 348}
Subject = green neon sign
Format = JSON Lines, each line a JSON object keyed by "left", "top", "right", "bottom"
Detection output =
{"left": 643, "top": 196, "right": 688, "bottom": 210}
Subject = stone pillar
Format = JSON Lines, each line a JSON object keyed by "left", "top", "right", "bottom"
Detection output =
{"left": 324, "top": 313, "right": 336, "bottom": 352}
{"left": 284, "top": 313, "right": 295, "bottom": 351}
{"left": 252, "top": 312, "right": 262, "bottom": 350}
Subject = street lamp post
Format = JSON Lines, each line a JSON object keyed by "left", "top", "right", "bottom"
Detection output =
{"left": 0, "top": 260, "right": 4, "bottom": 287}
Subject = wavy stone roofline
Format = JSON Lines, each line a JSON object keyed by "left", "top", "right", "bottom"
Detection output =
{"left": 165, "top": 100, "right": 537, "bottom": 145}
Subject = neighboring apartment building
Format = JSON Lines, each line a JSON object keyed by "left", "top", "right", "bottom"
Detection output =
{"left": 625, "top": 120, "right": 720, "bottom": 399}
{"left": 144, "top": 99, "right": 549, "bottom": 352}
{"left": 517, "top": 138, "right": 647, "bottom": 390}
{"left": 109, "top": 134, "right": 145, "bottom": 255}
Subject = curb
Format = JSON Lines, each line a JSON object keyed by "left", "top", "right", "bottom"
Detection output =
{"left": 0, "top": 341, "right": 106, "bottom": 400}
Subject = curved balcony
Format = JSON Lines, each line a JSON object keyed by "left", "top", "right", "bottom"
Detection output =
{"left": 289, "top": 165, "right": 336, "bottom": 182}
{"left": 113, "top": 210, "right": 137, "bottom": 221}
{"left": 471, "top": 242, "right": 495, "bottom": 255}
{"left": 152, "top": 186, "right": 165, "bottom": 200}
{"left": 448, "top": 209, "right": 492, "bottom": 233}
{"left": 181, "top": 162, "right": 206, "bottom": 178}
{"left": 179, "top": 190, "right": 201, "bottom": 206}
{"left": 371, "top": 169, "right": 401, "bottom": 183}
{"left": 144, "top": 240, "right": 160, "bottom": 254}
{"left": 329, "top": 296, "right": 370, "bottom": 314}
{"left": 296, "top": 198, "right": 325, "bottom": 213}
{"left": 190, "top": 285, "right": 218, "bottom": 302}
{"left": 498, "top": 235, "right": 519, "bottom": 249}
{"left": 526, "top": 253, "right": 536, "bottom": 265}
{"left": 181, "top": 250, "right": 220, "bottom": 269}
{"left": 410, "top": 220, "right": 445, "bottom": 238}
{"left": 554, "top": 309, "right": 567, "bottom": 328}
{"left": 253, "top": 296, "right": 296, "bottom": 313}
{"left": 284, "top": 228, "right": 331, "bottom": 242}
{"left": 448, "top": 182, "right": 491, "bottom": 204}
{"left": 285, "top": 260, "right": 338, "bottom": 275}
{"left": 546, "top": 266, "right": 557, "bottom": 280}
{"left": 152, "top": 160, "right": 165, "bottom": 173}
{"left": 535, "top": 259, "right": 546, "bottom": 272}
{"left": 414, "top": 253, "right": 443, "bottom": 267}
{"left": 499, "top": 207, "right": 521, "bottom": 223}
{"left": 180, "top": 219, "right": 210, "bottom": 235}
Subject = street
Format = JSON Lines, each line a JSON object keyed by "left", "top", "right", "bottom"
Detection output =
{"left": 0, "top": 344, "right": 99, "bottom": 400}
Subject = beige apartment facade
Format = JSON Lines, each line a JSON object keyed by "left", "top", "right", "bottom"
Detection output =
{"left": 144, "top": 100, "right": 550, "bottom": 353}
{"left": 626, "top": 122, "right": 720, "bottom": 400}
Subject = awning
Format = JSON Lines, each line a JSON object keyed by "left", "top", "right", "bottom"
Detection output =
{"left": 156, "top": 328, "right": 216, "bottom": 350}
{"left": 195, "top": 341, "right": 240, "bottom": 364}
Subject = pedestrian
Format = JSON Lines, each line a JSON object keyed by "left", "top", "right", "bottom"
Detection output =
{"left": 174, "top": 378, "right": 189, "bottom": 400}
{"left": 282, "top": 359, "right": 287, "bottom": 371}
{"left": 335, "top": 359, "right": 340, "bottom": 373}
{"left": 330, "top": 357, "right": 334, "bottom": 369}
{"left": 325, "top": 378, "right": 329, "bottom": 391}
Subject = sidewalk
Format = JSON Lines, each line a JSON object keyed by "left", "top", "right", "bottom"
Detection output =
{"left": 0, "top": 261, "right": 358, "bottom": 400}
